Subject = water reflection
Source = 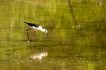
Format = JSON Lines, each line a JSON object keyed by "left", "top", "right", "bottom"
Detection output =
{"left": 0, "top": 26, "right": 105, "bottom": 70}
{"left": 0, "top": 0, "right": 106, "bottom": 70}
{"left": 28, "top": 42, "right": 48, "bottom": 60}
{"left": 30, "top": 52, "right": 48, "bottom": 60}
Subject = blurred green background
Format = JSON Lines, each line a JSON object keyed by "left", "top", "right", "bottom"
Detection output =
{"left": 0, "top": 0, "right": 106, "bottom": 70}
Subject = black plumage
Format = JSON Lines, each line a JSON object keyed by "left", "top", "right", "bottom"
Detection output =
{"left": 24, "top": 22, "right": 39, "bottom": 28}
{"left": 24, "top": 21, "right": 48, "bottom": 42}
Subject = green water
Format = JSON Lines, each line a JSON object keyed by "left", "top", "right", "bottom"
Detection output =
{"left": 0, "top": 0, "right": 106, "bottom": 70}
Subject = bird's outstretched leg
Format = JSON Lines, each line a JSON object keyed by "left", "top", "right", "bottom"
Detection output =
{"left": 31, "top": 30, "right": 36, "bottom": 41}
{"left": 26, "top": 28, "right": 31, "bottom": 42}
{"left": 33, "top": 30, "right": 36, "bottom": 36}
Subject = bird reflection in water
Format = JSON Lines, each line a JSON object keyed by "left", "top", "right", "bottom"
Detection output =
{"left": 30, "top": 52, "right": 48, "bottom": 60}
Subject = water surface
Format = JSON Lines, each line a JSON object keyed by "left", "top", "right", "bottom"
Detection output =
{"left": 0, "top": 0, "right": 106, "bottom": 70}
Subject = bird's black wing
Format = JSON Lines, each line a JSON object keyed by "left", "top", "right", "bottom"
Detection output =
{"left": 24, "top": 22, "right": 39, "bottom": 27}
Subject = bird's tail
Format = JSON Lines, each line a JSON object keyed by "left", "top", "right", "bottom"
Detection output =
{"left": 24, "top": 21, "right": 33, "bottom": 27}
{"left": 24, "top": 21, "right": 31, "bottom": 26}
{"left": 24, "top": 21, "right": 28, "bottom": 24}
{"left": 24, "top": 21, "right": 30, "bottom": 25}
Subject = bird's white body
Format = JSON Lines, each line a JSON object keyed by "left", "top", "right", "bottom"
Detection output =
{"left": 31, "top": 26, "right": 47, "bottom": 33}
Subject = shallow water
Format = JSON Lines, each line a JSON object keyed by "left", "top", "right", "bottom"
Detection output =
{"left": 0, "top": 0, "right": 106, "bottom": 70}
{"left": 0, "top": 26, "right": 106, "bottom": 70}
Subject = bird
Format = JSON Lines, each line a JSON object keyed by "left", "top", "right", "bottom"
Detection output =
{"left": 24, "top": 21, "right": 48, "bottom": 42}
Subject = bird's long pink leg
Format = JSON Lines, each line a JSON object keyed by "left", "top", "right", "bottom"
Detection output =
{"left": 26, "top": 28, "right": 31, "bottom": 42}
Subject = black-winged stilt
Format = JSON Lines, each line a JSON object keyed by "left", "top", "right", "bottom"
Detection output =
{"left": 24, "top": 22, "right": 48, "bottom": 42}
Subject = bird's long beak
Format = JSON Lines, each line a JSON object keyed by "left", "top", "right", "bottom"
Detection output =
{"left": 46, "top": 33, "right": 49, "bottom": 38}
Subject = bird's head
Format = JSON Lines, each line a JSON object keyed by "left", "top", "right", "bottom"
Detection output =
{"left": 41, "top": 29, "right": 48, "bottom": 33}
{"left": 45, "top": 29, "right": 48, "bottom": 38}
{"left": 44, "top": 29, "right": 48, "bottom": 33}
{"left": 42, "top": 29, "right": 48, "bottom": 38}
